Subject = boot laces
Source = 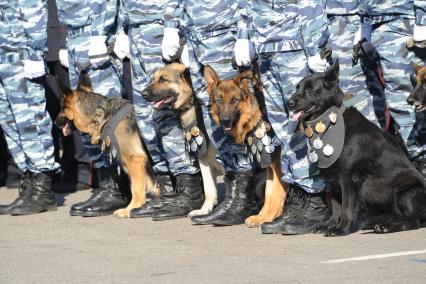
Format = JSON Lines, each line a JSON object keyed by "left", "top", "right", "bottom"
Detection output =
{"left": 12, "top": 172, "right": 33, "bottom": 204}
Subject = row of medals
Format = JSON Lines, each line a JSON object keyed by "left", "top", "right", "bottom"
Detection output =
{"left": 100, "top": 136, "right": 118, "bottom": 164}
{"left": 301, "top": 112, "right": 337, "bottom": 163}
{"left": 246, "top": 121, "right": 278, "bottom": 163}
{"left": 185, "top": 125, "right": 204, "bottom": 153}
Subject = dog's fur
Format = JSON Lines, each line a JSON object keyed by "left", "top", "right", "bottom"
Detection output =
{"left": 56, "top": 73, "right": 155, "bottom": 218}
{"left": 288, "top": 60, "right": 426, "bottom": 236}
{"left": 203, "top": 65, "right": 287, "bottom": 227}
{"left": 142, "top": 63, "right": 222, "bottom": 218}
{"left": 407, "top": 62, "right": 426, "bottom": 111}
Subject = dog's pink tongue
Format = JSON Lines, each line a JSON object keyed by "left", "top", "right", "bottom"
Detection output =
{"left": 153, "top": 99, "right": 165, "bottom": 109}
{"left": 62, "top": 122, "right": 72, "bottom": 137}
{"left": 291, "top": 111, "right": 303, "bottom": 121}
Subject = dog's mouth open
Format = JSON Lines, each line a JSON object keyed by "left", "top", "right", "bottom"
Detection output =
{"left": 291, "top": 104, "right": 316, "bottom": 121}
{"left": 152, "top": 95, "right": 176, "bottom": 109}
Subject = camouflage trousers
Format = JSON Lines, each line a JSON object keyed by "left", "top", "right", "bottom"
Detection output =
{"left": 186, "top": 29, "right": 253, "bottom": 173}
{"left": 129, "top": 23, "right": 198, "bottom": 175}
{"left": 371, "top": 18, "right": 426, "bottom": 161}
{"left": 327, "top": 15, "right": 381, "bottom": 127}
{"left": 66, "top": 26, "right": 122, "bottom": 169}
{"left": 0, "top": 52, "right": 60, "bottom": 173}
{"left": 258, "top": 50, "right": 325, "bottom": 193}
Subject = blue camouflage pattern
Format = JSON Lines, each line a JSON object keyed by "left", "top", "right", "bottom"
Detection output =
{"left": 0, "top": 0, "right": 59, "bottom": 173}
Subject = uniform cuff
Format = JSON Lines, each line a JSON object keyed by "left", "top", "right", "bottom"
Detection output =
{"left": 237, "top": 29, "right": 249, "bottom": 40}
{"left": 164, "top": 21, "right": 179, "bottom": 29}
{"left": 413, "top": 25, "right": 426, "bottom": 42}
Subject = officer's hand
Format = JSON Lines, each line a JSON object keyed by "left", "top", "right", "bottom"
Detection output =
{"left": 88, "top": 36, "right": 109, "bottom": 68}
{"left": 24, "top": 60, "right": 46, "bottom": 79}
{"left": 162, "top": 28, "right": 181, "bottom": 61}
{"left": 412, "top": 25, "right": 426, "bottom": 48}
{"left": 114, "top": 34, "right": 130, "bottom": 60}
{"left": 307, "top": 54, "right": 329, "bottom": 73}
{"left": 180, "top": 44, "right": 190, "bottom": 67}
{"left": 59, "top": 49, "right": 69, "bottom": 68}
{"left": 234, "top": 39, "right": 255, "bottom": 67}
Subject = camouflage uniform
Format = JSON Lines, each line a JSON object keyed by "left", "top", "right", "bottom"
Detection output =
{"left": 181, "top": 0, "right": 253, "bottom": 174}
{"left": 57, "top": 0, "right": 122, "bottom": 169}
{"left": 325, "top": 1, "right": 382, "bottom": 128}
{"left": 117, "top": 0, "right": 199, "bottom": 175}
{"left": 360, "top": 0, "right": 426, "bottom": 161}
{"left": 0, "top": 0, "right": 59, "bottom": 174}
{"left": 246, "top": 0, "right": 328, "bottom": 192}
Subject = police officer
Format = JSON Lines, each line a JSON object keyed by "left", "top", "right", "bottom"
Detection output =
{"left": 114, "top": 0, "right": 203, "bottom": 220}
{"left": 238, "top": 0, "right": 331, "bottom": 235}
{"left": 0, "top": 0, "right": 60, "bottom": 215}
{"left": 57, "top": 0, "right": 128, "bottom": 216}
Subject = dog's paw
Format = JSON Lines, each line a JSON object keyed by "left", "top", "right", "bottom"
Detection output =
{"left": 324, "top": 226, "right": 349, "bottom": 237}
{"left": 188, "top": 208, "right": 212, "bottom": 218}
{"left": 245, "top": 215, "right": 266, "bottom": 228}
{"left": 374, "top": 224, "right": 388, "bottom": 234}
{"left": 113, "top": 208, "right": 131, "bottom": 218}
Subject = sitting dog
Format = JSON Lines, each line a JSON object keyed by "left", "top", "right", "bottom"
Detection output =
{"left": 407, "top": 62, "right": 426, "bottom": 111}
{"left": 142, "top": 63, "right": 222, "bottom": 218}
{"left": 203, "top": 65, "right": 287, "bottom": 227}
{"left": 56, "top": 73, "right": 155, "bottom": 218}
{"left": 288, "top": 60, "right": 426, "bottom": 236}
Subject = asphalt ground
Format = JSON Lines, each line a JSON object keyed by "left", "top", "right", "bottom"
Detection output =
{"left": 0, "top": 187, "right": 425, "bottom": 283}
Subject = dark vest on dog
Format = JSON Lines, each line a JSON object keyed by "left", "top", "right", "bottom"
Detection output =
{"left": 100, "top": 103, "right": 134, "bottom": 167}
{"left": 183, "top": 122, "right": 209, "bottom": 159}
{"left": 303, "top": 105, "right": 345, "bottom": 169}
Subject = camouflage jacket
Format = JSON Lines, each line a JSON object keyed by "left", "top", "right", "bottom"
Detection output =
{"left": 360, "top": 0, "right": 426, "bottom": 25}
{"left": 245, "top": 0, "right": 328, "bottom": 56}
{"left": 325, "top": 0, "right": 359, "bottom": 15}
{"left": 57, "top": 0, "right": 117, "bottom": 36}
{"left": 0, "top": 0, "right": 47, "bottom": 60}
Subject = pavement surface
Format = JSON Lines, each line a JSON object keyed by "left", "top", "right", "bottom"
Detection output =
{"left": 0, "top": 187, "right": 425, "bottom": 283}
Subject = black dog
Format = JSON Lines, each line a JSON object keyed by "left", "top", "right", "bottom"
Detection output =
{"left": 288, "top": 60, "right": 426, "bottom": 236}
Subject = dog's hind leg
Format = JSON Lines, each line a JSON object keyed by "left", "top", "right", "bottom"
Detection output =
{"left": 245, "top": 158, "right": 287, "bottom": 228}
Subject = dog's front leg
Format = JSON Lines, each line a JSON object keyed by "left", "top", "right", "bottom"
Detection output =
{"left": 314, "top": 189, "right": 342, "bottom": 234}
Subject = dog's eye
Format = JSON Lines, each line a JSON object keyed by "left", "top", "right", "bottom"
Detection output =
{"left": 159, "top": 76, "right": 168, "bottom": 83}
{"left": 230, "top": 97, "right": 239, "bottom": 105}
{"left": 215, "top": 98, "right": 223, "bottom": 105}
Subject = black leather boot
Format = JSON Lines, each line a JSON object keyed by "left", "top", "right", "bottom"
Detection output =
{"left": 10, "top": 172, "right": 57, "bottom": 215}
{"left": 78, "top": 167, "right": 128, "bottom": 217}
{"left": 130, "top": 173, "right": 176, "bottom": 218}
{"left": 210, "top": 173, "right": 259, "bottom": 226}
{"left": 261, "top": 185, "right": 304, "bottom": 234}
{"left": 151, "top": 173, "right": 204, "bottom": 221}
{"left": 0, "top": 172, "right": 32, "bottom": 215}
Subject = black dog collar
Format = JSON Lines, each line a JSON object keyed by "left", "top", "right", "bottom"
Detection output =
{"left": 303, "top": 105, "right": 345, "bottom": 169}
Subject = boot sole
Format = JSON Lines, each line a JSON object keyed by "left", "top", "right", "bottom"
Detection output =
{"left": 129, "top": 213, "right": 153, "bottom": 218}
{"left": 69, "top": 210, "right": 83, "bottom": 217}
{"left": 10, "top": 205, "right": 57, "bottom": 216}
{"left": 280, "top": 225, "right": 315, "bottom": 235}
{"left": 152, "top": 214, "right": 188, "bottom": 221}
{"left": 80, "top": 210, "right": 115, "bottom": 217}
{"left": 261, "top": 227, "right": 283, "bottom": 234}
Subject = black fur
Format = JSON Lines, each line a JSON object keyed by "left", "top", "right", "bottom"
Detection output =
{"left": 288, "top": 60, "right": 426, "bottom": 236}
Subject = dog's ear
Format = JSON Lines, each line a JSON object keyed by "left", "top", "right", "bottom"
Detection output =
{"left": 411, "top": 62, "right": 422, "bottom": 74}
{"left": 203, "top": 65, "right": 220, "bottom": 96}
{"left": 77, "top": 71, "right": 93, "bottom": 93}
{"left": 233, "top": 70, "right": 253, "bottom": 98}
{"left": 57, "top": 76, "right": 73, "bottom": 97}
{"left": 325, "top": 59, "right": 340, "bottom": 84}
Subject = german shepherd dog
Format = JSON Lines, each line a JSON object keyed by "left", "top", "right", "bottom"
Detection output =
{"left": 288, "top": 60, "right": 426, "bottom": 236}
{"left": 407, "top": 62, "right": 426, "bottom": 111}
{"left": 56, "top": 73, "right": 155, "bottom": 218}
{"left": 203, "top": 65, "right": 287, "bottom": 227}
{"left": 142, "top": 63, "right": 222, "bottom": 218}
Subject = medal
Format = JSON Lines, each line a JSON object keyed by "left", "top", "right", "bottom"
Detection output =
{"left": 251, "top": 144, "right": 257, "bottom": 154}
{"left": 247, "top": 136, "right": 253, "bottom": 146}
{"left": 299, "top": 123, "right": 305, "bottom": 133}
{"left": 191, "top": 126, "right": 200, "bottom": 137}
{"left": 265, "top": 144, "right": 275, "bottom": 154}
{"left": 257, "top": 140, "right": 263, "bottom": 152}
{"left": 255, "top": 127, "right": 265, "bottom": 139}
{"left": 315, "top": 121, "right": 326, "bottom": 134}
{"left": 323, "top": 144, "right": 334, "bottom": 156}
{"left": 104, "top": 136, "right": 111, "bottom": 147}
{"left": 101, "top": 140, "right": 106, "bottom": 152}
{"left": 272, "top": 136, "right": 281, "bottom": 146}
{"left": 256, "top": 151, "right": 261, "bottom": 162}
{"left": 185, "top": 131, "right": 192, "bottom": 141}
{"left": 305, "top": 126, "right": 314, "bottom": 138}
{"left": 329, "top": 112, "right": 337, "bottom": 124}
{"left": 308, "top": 151, "right": 318, "bottom": 163}
{"left": 262, "top": 135, "right": 271, "bottom": 146}
{"left": 191, "top": 141, "right": 198, "bottom": 152}
{"left": 196, "top": 135, "right": 203, "bottom": 146}
{"left": 313, "top": 137, "right": 323, "bottom": 150}
{"left": 186, "top": 143, "right": 191, "bottom": 152}
{"left": 265, "top": 122, "right": 272, "bottom": 132}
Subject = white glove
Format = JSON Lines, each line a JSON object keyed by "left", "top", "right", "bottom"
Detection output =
{"left": 307, "top": 54, "right": 329, "bottom": 73}
{"left": 88, "top": 36, "right": 109, "bottom": 68}
{"left": 353, "top": 23, "right": 372, "bottom": 45}
{"left": 234, "top": 39, "right": 256, "bottom": 67}
{"left": 59, "top": 49, "right": 69, "bottom": 68}
{"left": 113, "top": 34, "right": 130, "bottom": 60}
{"left": 413, "top": 25, "right": 426, "bottom": 42}
{"left": 180, "top": 44, "right": 190, "bottom": 67}
{"left": 24, "top": 60, "right": 45, "bottom": 79}
{"left": 162, "top": 28, "right": 181, "bottom": 61}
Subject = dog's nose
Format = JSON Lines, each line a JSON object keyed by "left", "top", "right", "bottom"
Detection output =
{"left": 406, "top": 95, "right": 415, "bottom": 105}
{"left": 287, "top": 99, "right": 296, "bottom": 110}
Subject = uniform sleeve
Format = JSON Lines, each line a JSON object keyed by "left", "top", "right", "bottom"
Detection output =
{"left": 236, "top": 0, "right": 250, "bottom": 39}
{"left": 90, "top": 0, "right": 108, "bottom": 36}
{"left": 414, "top": 0, "right": 426, "bottom": 26}
{"left": 164, "top": 0, "right": 185, "bottom": 28}
{"left": 116, "top": 0, "right": 127, "bottom": 34}
{"left": 297, "top": 0, "right": 328, "bottom": 57}
{"left": 20, "top": 0, "right": 48, "bottom": 61}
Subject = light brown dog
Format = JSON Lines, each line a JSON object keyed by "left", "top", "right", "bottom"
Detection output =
{"left": 56, "top": 73, "right": 155, "bottom": 218}
{"left": 203, "top": 65, "right": 287, "bottom": 227}
{"left": 407, "top": 62, "right": 426, "bottom": 111}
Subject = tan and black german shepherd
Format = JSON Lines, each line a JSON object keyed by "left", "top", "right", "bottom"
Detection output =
{"left": 407, "top": 62, "right": 426, "bottom": 111}
{"left": 56, "top": 73, "right": 155, "bottom": 218}
{"left": 203, "top": 65, "right": 288, "bottom": 227}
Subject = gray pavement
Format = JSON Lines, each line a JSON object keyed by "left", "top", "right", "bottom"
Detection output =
{"left": 0, "top": 187, "right": 425, "bottom": 283}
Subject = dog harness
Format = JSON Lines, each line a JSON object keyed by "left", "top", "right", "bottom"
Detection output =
{"left": 302, "top": 105, "right": 345, "bottom": 169}
{"left": 99, "top": 102, "right": 134, "bottom": 167}
{"left": 183, "top": 122, "right": 209, "bottom": 159}
{"left": 245, "top": 120, "right": 281, "bottom": 168}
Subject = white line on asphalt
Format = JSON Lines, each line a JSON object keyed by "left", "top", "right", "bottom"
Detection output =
{"left": 324, "top": 249, "right": 426, "bottom": 264}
